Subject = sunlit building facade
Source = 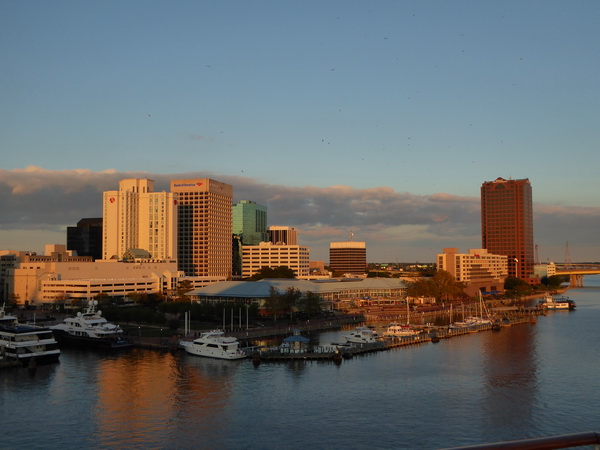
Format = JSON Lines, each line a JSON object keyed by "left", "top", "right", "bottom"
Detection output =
{"left": 171, "top": 178, "right": 233, "bottom": 278}
{"left": 481, "top": 177, "right": 534, "bottom": 279}
{"left": 437, "top": 248, "right": 508, "bottom": 297}
{"left": 241, "top": 242, "right": 310, "bottom": 279}
{"left": 329, "top": 241, "right": 367, "bottom": 275}
{"left": 102, "top": 179, "right": 177, "bottom": 261}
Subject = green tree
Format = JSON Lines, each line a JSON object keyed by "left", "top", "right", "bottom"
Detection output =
{"left": 176, "top": 280, "right": 195, "bottom": 301}
{"left": 248, "top": 266, "right": 296, "bottom": 281}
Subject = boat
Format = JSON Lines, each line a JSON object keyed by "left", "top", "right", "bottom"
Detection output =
{"left": 0, "top": 304, "right": 61, "bottom": 365}
{"left": 342, "top": 326, "right": 378, "bottom": 343}
{"left": 383, "top": 322, "right": 421, "bottom": 337}
{"left": 179, "top": 330, "right": 246, "bottom": 360}
{"left": 539, "top": 295, "right": 576, "bottom": 310}
{"left": 50, "top": 300, "right": 132, "bottom": 349}
{"left": 384, "top": 302, "right": 420, "bottom": 337}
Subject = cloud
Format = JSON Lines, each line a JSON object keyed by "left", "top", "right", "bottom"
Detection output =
{"left": 0, "top": 167, "right": 598, "bottom": 262}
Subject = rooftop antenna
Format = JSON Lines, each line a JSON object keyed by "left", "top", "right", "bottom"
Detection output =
{"left": 349, "top": 231, "right": 354, "bottom": 241}
{"left": 535, "top": 244, "right": 540, "bottom": 265}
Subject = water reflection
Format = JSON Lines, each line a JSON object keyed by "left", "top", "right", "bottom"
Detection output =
{"left": 90, "top": 349, "right": 239, "bottom": 448}
{"left": 480, "top": 323, "right": 538, "bottom": 439}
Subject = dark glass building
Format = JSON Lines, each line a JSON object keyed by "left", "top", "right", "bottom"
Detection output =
{"left": 66, "top": 218, "right": 103, "bottom": 260}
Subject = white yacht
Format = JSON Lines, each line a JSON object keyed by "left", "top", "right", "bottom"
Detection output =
{"left": 0, "top": 305, "right": 61, "bottom": 365}
{"left": 180, "top": 330, "right": 246, "bottom": 360}
{"left": 383, "top": 322, "right": 421, "bottom": 337}
{"left": 342, "top": 326, "right": 378, "bottom": 344}
{"left": 50, "top": 300, "right": 132, "bottom": 349}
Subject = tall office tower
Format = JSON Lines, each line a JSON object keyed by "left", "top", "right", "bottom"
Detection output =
{"left": 481, "top": 177, "right": 534, "bottom": 279}
{"left": 103, "top": 179, "right": 177, "bottom": 261}
{"left": 269, "top": 226, "right": 298, "bottom": 245}
{"left": 67, "top": 218, "right": 103, "bottom": 260}
{"left": 232, "top": 200, "right": 268, "bottom": 245}
{"left": 329, "top": 241, "right": 367, "bottom": 275}
{"left": 171, "top": 178, "right": 233, "bottom": 277}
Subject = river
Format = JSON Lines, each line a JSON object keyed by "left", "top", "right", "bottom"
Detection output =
{"left": 2, "top": 275, "right": 599, "bottom": 449}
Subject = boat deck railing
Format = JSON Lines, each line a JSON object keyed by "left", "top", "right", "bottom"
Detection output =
{"left": 442, "top": 431, "right": 600, "bottom": 450}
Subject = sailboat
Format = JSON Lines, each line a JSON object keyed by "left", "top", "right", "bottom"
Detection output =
{"left": 384, "top": 302, "right": 420, "bottom": 337}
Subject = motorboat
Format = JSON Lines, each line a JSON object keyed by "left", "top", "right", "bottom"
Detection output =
{"left": 539, "top": 295, "right": 576, "bottom": 310}
{"left": 50, "top": 300, "right": 132, "bottom": 349}
{"left": 180, "top": 330, "right": 246, "bottom": 360}
{"left": 383, "top": 322, "right": 421, "bottom": 337}
{"left": 0, "top": 305, "right": 61, "bottom": 365}
{"left": 342, "top": 326, "right": 378, "bottom": 344}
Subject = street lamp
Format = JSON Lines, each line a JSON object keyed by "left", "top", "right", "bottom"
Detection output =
{"left": 514, "top": 258, "right": 519, "bottom": 279}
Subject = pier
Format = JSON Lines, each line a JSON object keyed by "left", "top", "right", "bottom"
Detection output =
{"left": 248, "top": 312, "right": 540, "bottom": 364}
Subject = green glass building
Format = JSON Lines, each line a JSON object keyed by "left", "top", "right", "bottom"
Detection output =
{"left": 232, "top": 200, "right": 268, "bottom": 245}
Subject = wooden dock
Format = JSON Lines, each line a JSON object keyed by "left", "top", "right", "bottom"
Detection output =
{"left": 249, "top": 312, "right": 541, "bottom": 364}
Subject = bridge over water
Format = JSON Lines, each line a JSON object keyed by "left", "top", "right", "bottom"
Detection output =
{"left": 554, "top": 263, "right": 600, "bottom": 287}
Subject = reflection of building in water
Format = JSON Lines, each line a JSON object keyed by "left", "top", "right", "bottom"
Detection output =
{"left": 480, "top": 325, "right": 538, "bottom": 435}
{"left": 94, "top": 350, "right": 236, "bottom": 447}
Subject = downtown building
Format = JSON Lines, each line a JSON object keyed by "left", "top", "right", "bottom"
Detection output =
{"left": 232, "top": 200, "right": 268, "bottom": 245}
{"left": 241, "top": 242, "right": 310, "bottom": 279}
{"left": 268, "top": 226, "right": 298, "bottom": 245}
{"left": 437, "top": 248, "right": 508, "bottom": 297}
{"left": 102, "top": 179, "right": 177, "bottom": 261}
{"left": 171, "top": 178, "right": 233, "bottom": 278}
{"left": 329, "top": 241, "right": 367, "bottom": 276}
{"left": 481, "top": 177, "right": 534, "bottom": 280}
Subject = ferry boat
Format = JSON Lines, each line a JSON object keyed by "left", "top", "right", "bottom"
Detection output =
{"left": 342, "top": 326, "right": 378, "bottom": 343}
{"left": 180, "top": 330, "right": 246, "bottom": 360}
{"left": 50, "top": 300, "right": 132, "bottom": 349}
{"left": 539, "top": 295, "right": 576, "bottom": 310}
{"left": 0, "top": 305, "right": 61, "bottom": 365}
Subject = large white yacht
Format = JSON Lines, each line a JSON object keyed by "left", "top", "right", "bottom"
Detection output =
{"left": 0, "top": 305, "right": 61, "bottom": 365}
{"left": 180, "top": 330, "right": 246, "bottom": 360}
{"left": 342, "top": 326, "right": 378, "bottom": 344}
{"left": 50, "top": 300, "right": 132, "bottom": 349}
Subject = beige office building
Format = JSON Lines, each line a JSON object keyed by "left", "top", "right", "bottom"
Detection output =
{"left": 103, "top": 179, "right": 177, "bottom": 261}
{"left": 437, "top": 248, "right": 508, "bottom": 297}
{"left": 171, "top": 179, "right": 233, "bottom": 278}
{"left": 242, "top": 242, "right": 310, "bottom": 279}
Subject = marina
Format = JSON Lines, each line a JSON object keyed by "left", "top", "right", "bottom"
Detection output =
{"left": 0, "top": 277, "right": 599, "bottom": 449}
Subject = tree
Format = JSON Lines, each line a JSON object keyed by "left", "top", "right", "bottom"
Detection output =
{"left": 405, "top": 270, "right": 465, "bottom": 302}
{"left": 248, "top": 266, "right": 296, "bottom": 281}
{"left": 176, "top": 280, "right": 195, "bottom": 301}
{"left": 297, "top": 291, "right": 322, "bottom": 317}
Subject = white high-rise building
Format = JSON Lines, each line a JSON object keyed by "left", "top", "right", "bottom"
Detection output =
{"left": 102, "top": 179, "right": 177, "bottom": 261}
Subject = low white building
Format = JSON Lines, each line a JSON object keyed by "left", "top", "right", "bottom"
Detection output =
{"left": 242, "top": 242, "right": 310, "bottom": 279}
{"left": 437, "top": 248, "right": 508, "bottom": 297}
{"left": 6, "top": 257, "right": 226, "bottom": 307}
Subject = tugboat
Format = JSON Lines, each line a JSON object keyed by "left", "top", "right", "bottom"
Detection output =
{"left": 0, "top": 304, "right": 61, "bottom": 365}
{"left": 50, "top": 300, "right": 132, "bottom": 349}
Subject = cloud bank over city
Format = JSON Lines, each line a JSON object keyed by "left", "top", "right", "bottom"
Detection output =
{"left": 1, "top": 167, "right": 597, "bottom": 263}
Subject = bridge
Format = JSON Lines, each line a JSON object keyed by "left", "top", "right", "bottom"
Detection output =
{"left": 554, "top": 263, "right": 600, "bottom": 287}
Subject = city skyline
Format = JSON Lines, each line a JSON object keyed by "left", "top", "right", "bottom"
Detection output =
{"left": 2, "top": 2, "right": 599, "bottom": 262}
{"left": 0, "top": 167, "right": 597, "bottom": 264}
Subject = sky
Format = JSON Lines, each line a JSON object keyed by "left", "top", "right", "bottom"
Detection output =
{"left": 1, "top": 1, "right": 599, "bottom": 263}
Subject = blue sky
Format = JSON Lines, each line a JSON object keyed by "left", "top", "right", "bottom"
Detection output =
{"left": 1, "top": 1, "right": 599, "bottom": 263}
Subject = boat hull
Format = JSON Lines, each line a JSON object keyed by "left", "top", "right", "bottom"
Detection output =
{"left": 52, "top": 330, "right": 133, "bottom": 350}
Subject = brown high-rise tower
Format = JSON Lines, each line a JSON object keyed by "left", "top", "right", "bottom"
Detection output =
{"left": 481, "top": 177, "right": 534, "bottom": 280}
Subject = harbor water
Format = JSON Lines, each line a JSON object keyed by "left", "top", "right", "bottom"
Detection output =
{"left": 2, "top": 275, "right": 600, "bottom": 449}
